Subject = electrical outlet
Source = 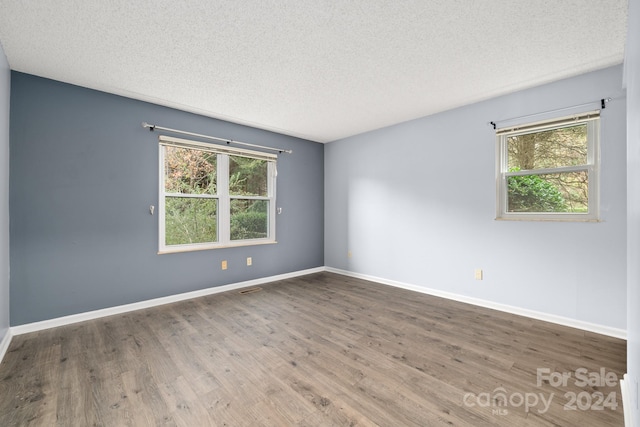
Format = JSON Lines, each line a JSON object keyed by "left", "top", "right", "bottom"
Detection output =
{"left": 347, "top": 251, "right": 352, "bottom": 259}
{"left": 474, "top": 269, "right": 483, "bottom": 280}
{"left": 221, "top": 260, "right": 228, "bottom": 270}
{"left": 247, "top": 257, "right": 252, "bottom": 266}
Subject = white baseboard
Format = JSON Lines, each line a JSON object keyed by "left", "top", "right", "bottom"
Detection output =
{"left": 10, "top": 267, "right": 325, "bottom": 336}
{"left": 7, "top": 265, "right": 627, "bottom": 341}
{"left": 0, "top": 329, "right": 12, "bottom": 365}
{"left": 326, "top": 267, "right": 627, "bottom": 340}
{"left": 620, "top": 374, "right": 638, "bottom": 427}
{"left": 620, "top": 374, "right": 633, "bottom": 426}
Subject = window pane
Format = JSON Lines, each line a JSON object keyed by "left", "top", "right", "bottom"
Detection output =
{"left": 165, "top": 197, "right": 217, "bottom": 245}
{"left": 507, "top": 171, "right": 588, "bottom": 213}
{"left": 165, "top": 146, "right": 217, "bottom": 195}
{"left": 507, "top": 124, "right": 587, "bottom": 171}
{"left": 229, "top": 156, "right": 268, "bottom": 196}
{"left": 230, "top": 199, "right": 268, "bottom": 240}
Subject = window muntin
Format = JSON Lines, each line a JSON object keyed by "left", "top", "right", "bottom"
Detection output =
{"left": 159, "top": 136, "right": 276, "bottom": 253}
{"left": 496, "top": 113, "right": 599, "bottom": 221}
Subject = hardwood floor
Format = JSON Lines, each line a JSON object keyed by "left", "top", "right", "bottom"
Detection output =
{"left": 0, "top": 272, "right": 626, "bottom": 426}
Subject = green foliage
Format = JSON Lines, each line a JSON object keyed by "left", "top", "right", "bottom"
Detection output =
{"left": 229, "top": 156, "right": 268, "bottom": 196}
{"left": 163, "top": 148, "right": 271, "bottom": 245}
{"left": 231, "top": 211, "right": 268, "bottom": 240}
{"left": 506, "top": 124, "right": 589, "bottom": 213}
{"left": 165, "top": 197, "right": 217, "bottom": 245}
{"left": 229, "top": 156, "right": 269, "bottom": 240}
{"left": 507, "top": 168, "right": 567, "bottom": 213}
{"left": 231, "top": 199, "right": 268, "bottom": 240}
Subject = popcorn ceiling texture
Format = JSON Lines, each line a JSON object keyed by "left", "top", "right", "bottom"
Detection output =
{"left": 0, "top": 0, "right": 628, "bottom": 142}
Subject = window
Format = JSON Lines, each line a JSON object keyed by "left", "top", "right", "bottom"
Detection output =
{"left": 496, "top": 111, "right": 600, "bottom": 221}
{"left": 159, "top": 135, "right": 277, "bottom": 253}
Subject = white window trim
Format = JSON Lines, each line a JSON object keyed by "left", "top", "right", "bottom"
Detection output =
{"left": 158, "top": 135, "right": 277, "bottom": 254}
{"left": 495, "top": 112, "right": 600, "bottom": 222}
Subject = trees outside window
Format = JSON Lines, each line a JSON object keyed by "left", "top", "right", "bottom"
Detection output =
{"left": 496, "top": 113, "right": 599, "bottom": 221}
{"left": 159, "top": 136, "right": 276, "bottom": 253}
{"left": 229, "top": 156, "right": 269, "bottom": 240}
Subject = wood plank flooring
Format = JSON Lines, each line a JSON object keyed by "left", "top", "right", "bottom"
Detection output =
{"left": 0, "top": 272, "right": 626, "bottom": 426}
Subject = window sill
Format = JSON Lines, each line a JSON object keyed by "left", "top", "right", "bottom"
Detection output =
{"left": 158, "top": 240, "right": 277, "bottom": 254}
{"left": 495, "top": 216, "right": 601, "bottom": 223}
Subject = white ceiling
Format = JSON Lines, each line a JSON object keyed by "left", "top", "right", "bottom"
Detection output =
{"left": 0, "top": 1, "right": 628, "bottom": 143}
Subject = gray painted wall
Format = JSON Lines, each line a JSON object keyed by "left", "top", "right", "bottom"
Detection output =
{"left": 626, "top": 0, "right": 640, "bottom": 421}
{"left": 10, "top": 72, "right": 324, "bottom": 325}
{"left": 0, "top": 44, "right": 9, "bottom": 342}
{"left": 325, "top": 65, "right": 627, "bottom": 330}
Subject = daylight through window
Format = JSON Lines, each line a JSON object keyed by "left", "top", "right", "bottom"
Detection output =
{"left": 496, "top": 112, "right": 600, "bottom": 221}
{"left": 159, "top": 136, "right": 277, "bottom": 253}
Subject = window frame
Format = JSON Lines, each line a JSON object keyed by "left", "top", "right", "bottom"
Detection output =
{"left": 495, "top": 112, "right": 600, "bottom": 222}
{"left": 158, "top": 135, "right": 277, "bottom": 254}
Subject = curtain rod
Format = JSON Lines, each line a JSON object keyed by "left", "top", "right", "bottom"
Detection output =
{"left": 489, "top": 98, "right": 611, "bottom": 130}
{"left": 141, "top": 122, "right": 293, "bottom": 154}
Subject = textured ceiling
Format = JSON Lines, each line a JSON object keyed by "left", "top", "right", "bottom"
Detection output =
{"left": 0, "top": 1, "right": 629, "bottom": 143}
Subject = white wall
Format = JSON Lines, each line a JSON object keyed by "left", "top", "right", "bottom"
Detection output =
{"left": 325, "top": 65, "right": 627, "bottom": 331}
{"left": 626, "top": 0, "right": 640, "bottom": 422}
{"left": 0, "top": 42, "right": 10, "bottom": 346}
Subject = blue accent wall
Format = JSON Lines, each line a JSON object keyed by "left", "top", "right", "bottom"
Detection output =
{"left": 9, "top": 72, "right": 324, "bottom": 325}
{"left": 0, "top": 44, "right": 10, "bottom": 342}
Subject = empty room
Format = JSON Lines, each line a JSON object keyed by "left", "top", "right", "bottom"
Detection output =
{"left": 0, "top": 1, "right": 639, "bottom": 426}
